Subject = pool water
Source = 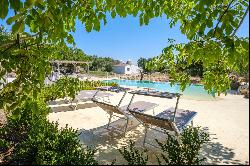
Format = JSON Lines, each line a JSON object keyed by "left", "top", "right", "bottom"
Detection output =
{"left": 104, "top": 79, "right": 217, "bottom": 100}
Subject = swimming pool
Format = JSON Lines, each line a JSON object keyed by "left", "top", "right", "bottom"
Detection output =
{"left": 104, "top": 79, "right": 217, "bottom": 100}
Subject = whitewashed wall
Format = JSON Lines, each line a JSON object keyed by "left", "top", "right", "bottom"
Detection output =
{"left": 112, "top": 66, "right": 126, "bottom": 74}
{"left": 112, "top": 65, "right": 140, "bottom": 74}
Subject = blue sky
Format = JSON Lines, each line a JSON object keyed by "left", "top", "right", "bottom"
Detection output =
{"left": 1, "top": 12, "right": 249, "bottom": 63}
{"left": 74, "top": 14, "right": 249, "bottom": 63}
{"left": 73, "top": 15, "right": 188, "bottom": 63}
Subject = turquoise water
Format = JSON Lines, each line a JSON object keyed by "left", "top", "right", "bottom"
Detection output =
{"left": 104, "top": 79, "right": 216, "bottom": 100}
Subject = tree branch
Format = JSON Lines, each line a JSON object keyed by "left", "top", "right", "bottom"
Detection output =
{"left": 231, "top": 5, "right": 249, "bottom": 36}
{"left": 213, "top": 0, "right": 236, "bottom": 36}
{"left": 0, "top": 33, "right": 40, "bottom": 49}
{"left": 1, "top": 43, "right": 17, "bottom": 55}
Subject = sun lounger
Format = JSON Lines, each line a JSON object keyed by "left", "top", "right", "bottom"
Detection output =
{"left": 73, "top": 90, "right": 113, "bottom": 110}
{"left": 129, "top": 90, "right": 180, "bottom": 99}
{"left": 96, "top": 86, "right": 130, "bottom": 93}
{"left": 92, "top": 91, "right": 158, "bottom": 135}
{"left": 129, "top": 108, "right": 197, "bottom": 147}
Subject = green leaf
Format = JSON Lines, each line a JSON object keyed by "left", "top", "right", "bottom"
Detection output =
{"left": 215, "top": 27, "right": 223, "bottom": 38}
{"left": 111, "top": 10, "right": 116, "bottom": 18}
{"left": 139, "top": 15, "right": 143, "bottom": 26}
{"left": 144, "top": 14, "right": 149, "bottom": 25}
{"left": 66, "top": 34, "right": 74, "bottom": 44}
{"left": 6, "top": 14, "right": 21, "bottom": 25}
{"left": 12, "top": 20, "right": 25, "bottom": 34}
{"left": 30, "top": 20, "right": 36, "bottom": 32}
{"left": 10, "top": 0, "right": 22, "bottom": 10}
{"left": 93, "top": 19, "right": 100, "bottom": 31}
{"left": 24, "top": 0, "right": 36, "bottom": 8}
{"left": 225, "top": 25, "right": 233, "bottom": 35}
{"left": 85, "top": 21, "right": 92, "bottom": 32}
{"left": 11, "top": 105, "right": 20, "bottom": 119}
{"left": 207, "top": 19, "right": 213, "bottom": 28}
{"left": 0, "top": 0, "right": 9, "bottom": 19}
{"left": 241, "top": 41, "right": 249, "bottom": 50}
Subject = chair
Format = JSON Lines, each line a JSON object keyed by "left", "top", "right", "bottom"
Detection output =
{"left": 73, "top": 90, "right": 113, "bottom": 110}
{"left": 129, "top": 107, "right": 197, "bottom": 147}
{"left": 129, "top": 90, "right": 178, "bottom": 99}
{"left": 96, "top": 86, "right": 130, "bottom": 93}
{"left": 92, "top": 91, "right": 158, "bottom": 135}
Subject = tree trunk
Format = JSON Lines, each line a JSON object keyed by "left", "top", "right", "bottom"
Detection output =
{"left": 140, "top": 71, "right": 144, "bottom": 81}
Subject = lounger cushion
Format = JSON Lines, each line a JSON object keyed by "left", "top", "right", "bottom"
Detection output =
{"left": 75, "top": 90, "right": 113, "bottom": 102}
{"left": 119, "top": 101, "right": 158, "bottom": 113}
{"left": 96, "top": 86, "right": 129, "bottom": 92}
{"left": 129, "top": 90, "right": 181, "bottom": 99}
{"left": 156, "top": 108, "right": 197, "bottom": 132}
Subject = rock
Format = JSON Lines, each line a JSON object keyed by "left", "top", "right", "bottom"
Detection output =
{"left": 230, "top": 80, "right": 240, "bottom": 90}
{"left": 238, "top": 83, "right": 249, "bottom": 98}
{"left": 240, "top": 89, "right": 249, "bottom": 98}
{"left": 0, "top": 109, "right": 7, "bottom": 127}
{"left": 240, "top": 82, "right": 247, "bottom": 86}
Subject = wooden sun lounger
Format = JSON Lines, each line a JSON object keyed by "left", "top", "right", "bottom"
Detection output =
{"left": 92, "top": 91, "right": 158, "bottom": 135}
{"left": 129, "top": 108, "right": 197, "bottom": 147}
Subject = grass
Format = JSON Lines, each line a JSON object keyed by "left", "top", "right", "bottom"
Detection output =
{"left": 89, "top": 71, "right": 113, "bottom": 77}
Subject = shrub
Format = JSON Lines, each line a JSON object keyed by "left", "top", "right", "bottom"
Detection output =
{"left": 156, "top": 127, "right": 209, "bottom": 165}
{"left": 0, "top": 99, "right": 98, "bottom": 165}
{"left": 119, "top": 140, "right": 148, "bottom": 165}
{"left": 11, "top": 121, "right": 97, "bottom": 165}
{"left": 42, "top": 77, "right": 118, "bottom": 102}
{"left": 118, "top": 127, "right": 209, "bottom": 165}
{"left": 0, "top": 99, "right": 50, "bottom": 154}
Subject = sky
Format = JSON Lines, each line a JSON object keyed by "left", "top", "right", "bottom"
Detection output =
{"left": 1, "top": 12, "right": 249, "bottom": 64}
{"left": 73, "top": 13, "right": 249, "bottom": 63}
{"left": 73, "top": 15, "right": 188, "bottom": 63}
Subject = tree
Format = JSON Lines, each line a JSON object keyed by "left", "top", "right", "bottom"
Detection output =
{"left": 1, "top": 0, "right": 249, "bottom": 94}
{"left": 137, "top": 57, "right": 151, "bottom": 81}
{"left": 89, "top": 56, "right": 116, "bottom": 72}
{"left": 0, "top": 0, "right": 249, "bottom": 164}
{"left": 147, "top": 37, "right": 249, "bottom": 94}
{"left": 187, "top": 60, "right": 203, "bottom": 77}
{"left": 1, "top": 0, "right": 248, "bottom": 113}
{"left": 105, "top": 63, "right": 113, "bottom": 72}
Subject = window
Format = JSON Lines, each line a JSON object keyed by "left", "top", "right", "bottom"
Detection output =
{"left": 127, "top": 67, "right": 130, "bottom": 71}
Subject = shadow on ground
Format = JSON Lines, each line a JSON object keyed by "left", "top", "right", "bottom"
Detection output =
{"left": 201, "top": 127, "right": 249, "bottom": 165}
{"left": 48, "top": 103, "right": 249, "bottom": 165}
{"left": 77, "top": 121, "right": 249, "bottom": 165}
{"left": 77, "top": 116, "right": 144, "bottom": 164}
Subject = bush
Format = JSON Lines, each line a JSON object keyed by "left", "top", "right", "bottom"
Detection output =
{"left": 119, "top": 140, "right": 148, "bottom": 165}
{"left": 0, "top": 99, "right": 50, "bottom": 154}
{"left": 42, "top": 77, "right": 118, "bottom": 102}
{"left": 118, "top": 127, "right": 209, "bottom": 165}
{"left": 0, "top": 99, "right": 98, "bottom": 165}
{"left": 11, "top": 121, "right": 97, "bottom": 165}
{"left": 156, "top": 127, "right": 209, "bottom": 165}
{"left": 1, "top": 77, "right": 119, "bottom": 165}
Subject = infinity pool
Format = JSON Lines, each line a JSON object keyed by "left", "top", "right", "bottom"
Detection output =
{"left": 104, "top": 79, "right": 217, "bottom": 100}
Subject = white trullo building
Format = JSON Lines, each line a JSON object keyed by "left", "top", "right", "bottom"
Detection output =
{"left": 112, "top": 60, "right": 140, "bottom": 75}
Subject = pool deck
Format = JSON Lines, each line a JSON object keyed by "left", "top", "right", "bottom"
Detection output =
{"left": 48, "top": 91, "right": 249, "bottom": 165}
